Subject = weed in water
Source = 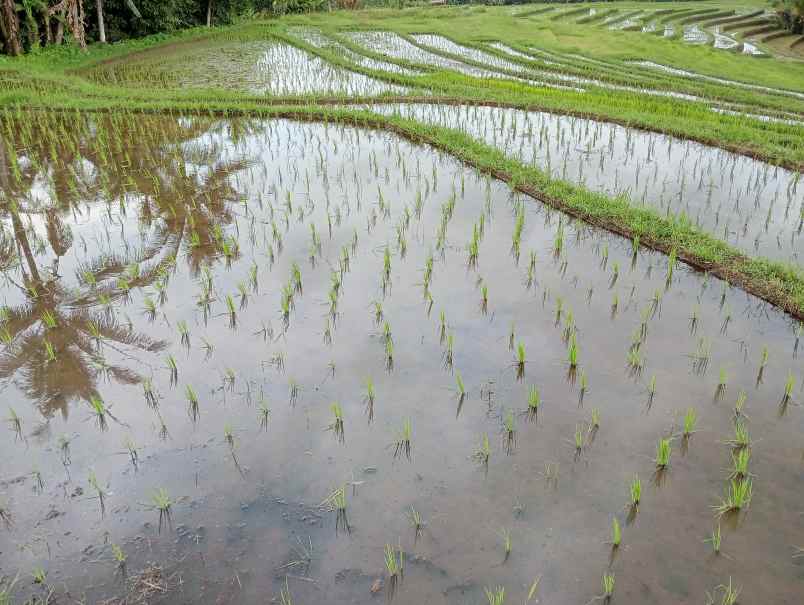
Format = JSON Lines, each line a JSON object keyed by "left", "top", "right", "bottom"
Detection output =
{"left": 393, "top": 419, "right": 412, "bottom": 461}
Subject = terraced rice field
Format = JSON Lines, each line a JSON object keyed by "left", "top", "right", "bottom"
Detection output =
{"left": 1, "top": 3, "right": 804, "bottom": 604}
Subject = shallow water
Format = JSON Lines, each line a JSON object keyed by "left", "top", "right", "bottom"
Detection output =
{"left": 92, "top": 39, "right": 407, "bottom": 96}
{"left": 0, "top": 112, "right": 803, "bottom": 605}
{"left": 367, "top": 103, "right": 804, "bottom": 264}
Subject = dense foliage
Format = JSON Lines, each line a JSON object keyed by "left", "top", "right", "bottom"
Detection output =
{"left": 775, "top": 0, "right": 804, "bottom": 33}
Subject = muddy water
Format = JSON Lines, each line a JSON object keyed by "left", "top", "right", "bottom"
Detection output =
{"left": 0, "top": 112, "right": 803, "bottom": 605}
{"left": 368, "top": 103, "right": 804, "bottom": 264}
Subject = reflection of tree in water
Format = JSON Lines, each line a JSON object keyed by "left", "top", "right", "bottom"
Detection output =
{"left": 0, "top": 110, "right": 257, "bottom": 417}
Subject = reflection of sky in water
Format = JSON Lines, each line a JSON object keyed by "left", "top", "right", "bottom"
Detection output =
{"left": 368, "top": 103, "right": 803, "bottom": 262}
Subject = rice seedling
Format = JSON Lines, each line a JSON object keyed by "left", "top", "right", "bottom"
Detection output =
{"left": 111, "top": 543, "right": 127, "bottom": 574}
{"left": 704, "top": 524, "right": 722, "bottom": 555}
{"left": 439, "top": 311, "right": 447, "bottom": 344}
{"left": 0, "top": 500, "right": 11, "bottom": 529}
{"left": 609, "top": 261, "right": 620, "bottom": 288}
{"left": 665, "top": 248, "right": 676, "bottom": 285}
{"left": 58, "top": 435, "right": 72, "bottom": 467}
{"left": 6, "top": 407, "right": 22, "bottom": 441}
{"left": 610, "top": 293, "right": 619, "bottom": 318}
{"left": 32, "top": 568, "right": 46, "bottom": 585}
{"left": 527, "top": 577, "right": 542, "bottom": 604}
{"left": 780, "top": 372, "right": 796, "bottom": 410}
{"left": 88, "top": 395, "right": 109, "bottom": 432}
{"left": 733, "top": 390, "right": 747, "bottom": 421}
{"left": 43, "top": 340, "right": 56, "bottom": 362}
{"left": 224, "top": 423, "right": 236, "bottom": 449}
{"left": 573, "top": 424, "right": 584, "bottom": 460}
{"left": 291, "top": 262, "right": 302, "bottom": 295}
{"left": 655, "top": 437, "right": 672, "bottom": 469}
{"left": 166, "top": 354, "right": 178, "bottom": 384}
{"left": 626, "top": 347, "right": 644, "bottom": 378}
{"left": 541, "top": 461, "right": 560, "bottom": 490}
{"left": 567, "top": 332, "right": 579, "bottom": 377}
{"left": 363, "top": 378, "right": 376, "bottom": 422}
{"left": 123, "top": 436, "right": 139, "bottom": 469}
{"left": 384, "top": 543, "right": 404, "bottom": 601}
{"left": 385, "top": 338, "right": 394, "bottom": 372}
{"left": 143, "top": 378, "right": 158, "bottom": 408}
{"left": 579, "top": 370, "right": 588, "bottom": 404}
{"left": 609, "top": 517, "right": 621, "bottom": 549}
{"left": 258, "top": 398, "right": 271, "bottom": 431}
{"left": 757, "top": 345, "right": 768, "bottom": 384}
{"left": 373, "top": 301, "right": 384, "bottom": 326}
{"left": 602, "top": 573, "right": 615, "bottom": 601}
{"left": 715, "top": 478, "right": 753, "bottom": 516}
{"left": 177, "top": 320, "right": 190, "bottom": 347}
{"left": 321, "top": 486, "right": 349, "bottom": 535}
{"left": 527, "top": 386, "right": 540, "bottom": 422}
{"left": 647, "top": 374, "right": 657, "bottom": 407}
{"left": 408, "top": 506, "right": 425, "bottom": 542}
{"left": 323, "top": 318, "right": 332, "bottom": 345}
{"left": 392, "top": 419, "right": 412, "bottom": 461}
{"left": 443, "top": 332, "right": 454, "bottom": 370}
{"left": 683, "top": 407, "right": 697, "bottom": 437}
{"left": 473, "top": 433, "right": 491, "bottom": 470}
{"left": 498, "top": 527, "right": 512, "bottom": 562}
{"left": 590, "top": 407, "right": 601, "bottom": 430}
{"left": 708, "top": 578, "right": 740, "bottom": 605}
{"left": 689, "top": 304, "right": 700, "bottom": 335}
{"left": 729, "top": 449, "right": 751, "bottom": 481}
{"left": 88, "top": 470, "right": 107, "bottom": 518}
{"left": 503, "top": 410, "right": 517, "bottom": 455}
{"left": 148, "top": 488, "right": 175, "bottom": 533}
{"left": 692, "top": 338, "right": 711, "bottom": 375}
{"left": 225, "top": 294, "right": 237, "bottom": 328}
{"left": 279, "top": 576, "right": 293, "bottom": 605}
{"left": 727, "top": 422, "right": 751, "bottom": 450}
{"left": 721, "top": 304, "right": 732, "bottom": 335}
{"left": 715, "top": 367, "right": 727, "bottom": 401}
{"left": 515, "top": 341, "right": 526, "bottom": 380}
{"left": 484, "top": 586, "right": 505, "bottom": 605}
{"left": 327, "top": 402, "right": 345, "bottom": 444}
{"left": 630, "top": 475, "right": 642, "bottom": 508}
{"left": 289, "top": 379, "right": 299, "bottom": 406}
{"left": 0, "top": 575, "right": 17, "bottom": 603}
{"left": 480, "top": 284, "right": 488, "bottom": 314}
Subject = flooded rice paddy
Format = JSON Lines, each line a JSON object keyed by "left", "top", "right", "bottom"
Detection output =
{"left": 368, "top": 103, "right": 803, "bottom": 264}
{"left": 89, "top": 39, "right": 407, "bottom": 96}
{"left": 1, "top": 110, "right": 803, "bottom": 604}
